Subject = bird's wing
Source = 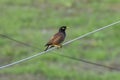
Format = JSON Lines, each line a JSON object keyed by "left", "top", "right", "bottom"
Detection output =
{"left": 47, "top": 32, "right": 65, "bottom": 45}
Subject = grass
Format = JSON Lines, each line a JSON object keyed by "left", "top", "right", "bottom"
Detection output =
{"left": 0, "top": 0, "right": 120, "bottom": 80}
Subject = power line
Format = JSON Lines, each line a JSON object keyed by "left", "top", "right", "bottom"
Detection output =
{"left": 0, "top": 20, "right": 120, "bottom": 69}
{"left": 63, "top": 20, "right": 120, "bottom": 45}
{"left": 0, "top": 34, "right": 40, "bottom": 50}
{"left": 57, "top": 54, "right": 120, "bottom": 71}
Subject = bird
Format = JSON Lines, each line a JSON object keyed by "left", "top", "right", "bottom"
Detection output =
{"left": 44, "top": 26, "right": 68, "bottom": 51}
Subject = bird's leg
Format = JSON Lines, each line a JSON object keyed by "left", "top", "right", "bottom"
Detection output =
{"left": 49, "top": 45, "right": 54, "bottom": 48}
{"left": 54, "top": 44, "right": 62, "bottom": 49}
{"left": 59, "top": 44, "right": 62, "bottom": 48}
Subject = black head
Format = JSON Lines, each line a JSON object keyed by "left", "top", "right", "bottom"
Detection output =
{"left": 59, "top": 26, "right": 67, "bottom": 32}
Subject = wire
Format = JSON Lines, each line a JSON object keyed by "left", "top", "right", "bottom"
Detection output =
{"left": 63, "top": 20, "right": 120, "bottom": 45}
{"left": 57, "top": 54, "right": 120, "bottom": 71}
{"left": 0, "top": 34, "right": 40, "bottom": 50}
{"left": 0, "top": 20, "right": 120, "bottom": 69}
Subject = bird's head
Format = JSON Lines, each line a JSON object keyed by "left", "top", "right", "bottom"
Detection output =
{"left": 59, "top": 26, "right": 68, "bottom": 32}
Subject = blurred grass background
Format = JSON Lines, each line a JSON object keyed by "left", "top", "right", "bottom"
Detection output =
{"left": 0, "top": 0, "right": 120, "bottom": 80}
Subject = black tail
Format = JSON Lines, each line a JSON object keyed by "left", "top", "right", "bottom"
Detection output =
{"left": 44, "top": 45, "right": 54, "bottom": 51}
{"left": 44, "top": 45, "right": 49, "bottom": 51}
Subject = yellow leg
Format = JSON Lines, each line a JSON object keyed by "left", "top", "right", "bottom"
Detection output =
{"left": 54, "top": 44, "right": 62, "bottom": 48}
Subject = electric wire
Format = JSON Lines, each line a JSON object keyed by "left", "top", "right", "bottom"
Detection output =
{"left": 0, "top": 20, "right": 120, "bottom": 69}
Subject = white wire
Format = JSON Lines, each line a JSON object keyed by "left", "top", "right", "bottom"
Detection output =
{"left": 0, "top": 20, "right": 120, "bottom": 69}
{"left": 63, "top": 20, "right": 120, "bottom": 45}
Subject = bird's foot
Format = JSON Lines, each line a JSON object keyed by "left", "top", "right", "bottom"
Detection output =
{"left": 54, "top": 45, "right": 62, "bottom": 49}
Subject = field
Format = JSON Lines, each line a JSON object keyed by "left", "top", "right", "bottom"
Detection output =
{"left": 0, "top": 0, "right": 120, "bottom": 80}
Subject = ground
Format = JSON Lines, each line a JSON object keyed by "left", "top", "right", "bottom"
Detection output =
{"left": 0, "top": 0, "right": 120, "bottom": 80}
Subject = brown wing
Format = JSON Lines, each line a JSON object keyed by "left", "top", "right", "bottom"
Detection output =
{"left": 46, "top": 32, "right": 65, "bottom": 45}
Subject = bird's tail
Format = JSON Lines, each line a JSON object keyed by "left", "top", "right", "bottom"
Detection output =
{"left": 44, "top": 45, "right": 54, "bottom": 51}
{"left": 44, "top": 46, "right": 49, "bottom": 51}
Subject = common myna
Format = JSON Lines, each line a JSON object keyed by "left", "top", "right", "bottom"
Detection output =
{"left": 44, "top": 26, "right": 68, "bottom": 51}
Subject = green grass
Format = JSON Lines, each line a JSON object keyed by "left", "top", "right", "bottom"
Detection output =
{"left": 0, "top": 0, "right": 120, "bottom": 80}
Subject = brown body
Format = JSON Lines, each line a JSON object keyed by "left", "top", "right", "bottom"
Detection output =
{"left": 46, "top": 32, "right": 65, "bottom": 46}
{"left": 44, "top": 26, "right": 67, "bottom": 51}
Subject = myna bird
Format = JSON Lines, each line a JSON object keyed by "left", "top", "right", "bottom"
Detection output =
{"left": 44, "top": 26, "right": 68, "bottom": 51}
